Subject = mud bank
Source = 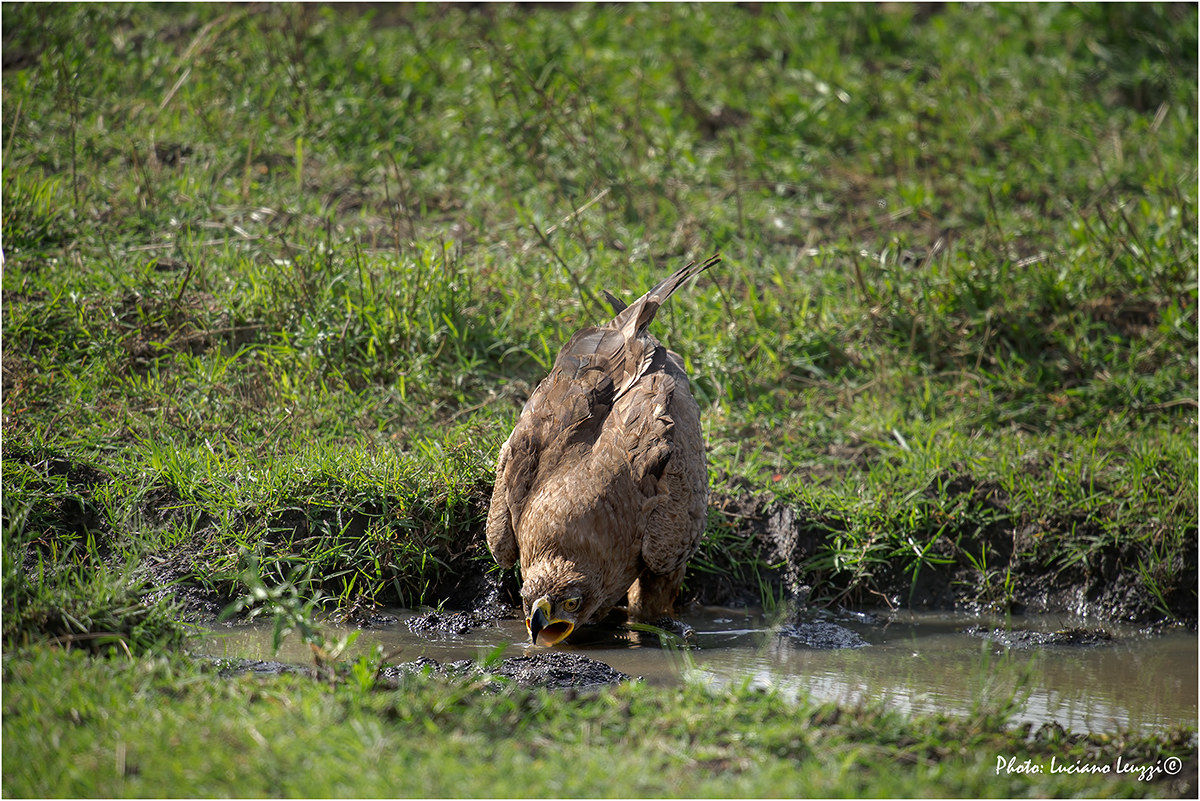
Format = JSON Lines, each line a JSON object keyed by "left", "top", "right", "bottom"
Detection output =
{"left": 967, "top": 626, "right": 1116, "bottom": 649}
{"left": 143, "top": 485, "right": 1195, "bottom": 629}
{"left": 704, "top": 485, "right": 1197, "bottom": 626}
{"left": 205, "top": 651, "right": 631, "bottom": 691}
{"left": 150, "top": 482, "right": 1194, "bottom": 629}
{"left": 10, "top": 441, "right": 1190, "bottom": 628}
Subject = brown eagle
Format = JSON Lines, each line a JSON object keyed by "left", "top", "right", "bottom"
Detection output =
{"left": 486, "top": 255, "right": 717, "bottom": 646}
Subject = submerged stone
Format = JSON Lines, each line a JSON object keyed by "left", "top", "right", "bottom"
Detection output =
{"left": 206, "top": 658, "right": 317, "bottom": 679}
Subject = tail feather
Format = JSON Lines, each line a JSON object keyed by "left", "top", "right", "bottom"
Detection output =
{"left": 611, "top": 253, "right": 720, "bottom": 338}
{"left": 602, "top": 289, "right": 629, "bottom": 315}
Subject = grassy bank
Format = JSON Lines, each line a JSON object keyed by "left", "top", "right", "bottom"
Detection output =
{"left": 4, "top": 644, "right": 1195, "bottom": 798}
{"left": 1, "top": 3, "right": 1197, "bottom": 795}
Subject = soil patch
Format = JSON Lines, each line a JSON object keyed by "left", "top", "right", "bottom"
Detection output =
{"left": 139, "top": 548, "right": 236, "bottom": 622}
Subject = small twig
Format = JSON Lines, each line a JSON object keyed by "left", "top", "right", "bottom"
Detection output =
{"left": 543, "top": 186, "right": 610, "bottom": 238}
{"left": 154, "top": 11, "right": 247, "bottom": 123}
{"left": 974, "top": 323, "right": 993, "bottom": 373}
{"left": 123, "top": 235, "right": 260, "bottom": 252}
{"left": 127, "top": 142, "right": 157, "bottom": 208}
{"left": 728, "top": 136, "right": 746, "bottom": 240}
{"left": 851, "top": 258, "right": 874, "bottom": 305}
{"left": 48, "top": 632, "right": 133, "bottom": 658}
{"left": 710, "top": 258, "right": 757, "bottom": 401}
{"left": 384, "top": 151, "right": 420, "bottom": 245}
{"left": 1146, "top": 398, "right": 1198, "bottom": 410}
{"left": 1014, "top": 251, "right": 1053, "bottom": 269}
{"left": 179, "top": 12, "right": 235, "bottom": 64}
{"left": 157, "top": 66, "right": 192, "bottom": 113}
{"left": 172, "top": 261, "right": 195, "bottom": 308}
{"left": 241, "top": 133, "right": 256, "bottom": 202}
{"left": 1150, "top": 102, "right": 1169, "bottom": 134}
{"left": 849, "top": 206, "right": 913, "bottom": 239}
{"left": 447, "top": 398, "right": 494, "bottom": 423}
{"left": 984, "top": 185, "right": 1007, "bottom": 253}
{"left": 529, "top": 220, "right": 602, "bottom": 313}
{"left": 3, "top": 94, "right": 23, "bottom": 166}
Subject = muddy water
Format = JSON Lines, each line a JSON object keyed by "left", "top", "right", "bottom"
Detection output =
{"left": 199, "top": 607, "right": 1197, "bottom": 735}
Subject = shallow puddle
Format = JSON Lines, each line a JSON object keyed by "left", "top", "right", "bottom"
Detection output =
{"left": 198, "top": 607, "right": 1197, "bottom": 734}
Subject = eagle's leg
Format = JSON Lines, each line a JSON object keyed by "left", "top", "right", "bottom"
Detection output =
{"left": 627, "top": 565, "right": 686, "bottom": 622}
{"left": 627, "top": 568, "right": 695, "bottom": 643}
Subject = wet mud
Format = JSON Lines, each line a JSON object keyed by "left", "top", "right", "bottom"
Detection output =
{"left": 406, "top": 609, "right": 500, "bottom": 637}
{"left": 967, "top": 626, "right": 1116, "bottom": 649}
{"left": 404, "top": 571, "right": 513, "bottom": 637}
{"left": 492, "top": 652, "right": 632, "bottom": 688}
{"left": 204, "top": 649, "right": 631, "bottom": 691}
{"left": 778, "top": 620, "right": 869, "bottom": 649}
{"left": 383, "top": 652, "right": 632, "bottom": 689}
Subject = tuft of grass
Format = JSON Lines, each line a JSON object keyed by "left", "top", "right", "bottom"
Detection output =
{"left": 2, "top": 495, "right": 187, "bottom": 655}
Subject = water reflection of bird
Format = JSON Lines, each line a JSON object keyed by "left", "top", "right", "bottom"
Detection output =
{"left": 487, "top": 256, "right": 717, "bottom": 646}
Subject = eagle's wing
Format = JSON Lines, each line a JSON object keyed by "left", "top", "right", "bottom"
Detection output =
{"left": 485, "top": 328, "right": 620, "bottom": 566}
{"left": 605, "top": 255, "right": 719, "bottom": 402}
{"left": 485, "top": 436, "right": 519, "bottom": 567}
{"left": 620, "top": 357, "right": 707, "bottom": 576}
{"left": 488, "top": 255, "right": 717, "bottom": 572}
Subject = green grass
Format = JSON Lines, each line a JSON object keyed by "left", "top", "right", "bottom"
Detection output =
{"left": 3, "top": 644, "right": 1195, "bottom": 798}
{"left": 1, "top": 3, "right": 1197, "bottom": 794}
{"left": 3, "top": 2, "right": 1194, "bottom": 627}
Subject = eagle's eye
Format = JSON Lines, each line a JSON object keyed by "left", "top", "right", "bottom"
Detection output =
{"left": 561, "top": 597, "right": 581, "bottom": 613}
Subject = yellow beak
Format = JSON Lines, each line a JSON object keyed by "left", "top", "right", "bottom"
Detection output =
{"left": 526, "top": 597, "right": 575, "bottom": 647}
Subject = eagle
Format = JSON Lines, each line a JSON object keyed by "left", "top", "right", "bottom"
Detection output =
{"left": 486, "top": 255, "right": 718, "bottom": 646}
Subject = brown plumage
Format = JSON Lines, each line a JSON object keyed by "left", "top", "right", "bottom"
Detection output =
{"left": 487, "top": 255, "right": 717, "bottom": 646}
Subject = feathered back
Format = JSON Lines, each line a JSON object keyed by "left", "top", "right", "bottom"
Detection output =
{"left": 486, "top": 255, "right": 719, "bottom": 575}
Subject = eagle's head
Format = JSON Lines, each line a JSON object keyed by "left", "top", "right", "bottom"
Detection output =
{"left": 519, "top": 559, "right": 606, "bottom": 647}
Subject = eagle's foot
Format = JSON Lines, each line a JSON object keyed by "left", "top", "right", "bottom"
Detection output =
{"left": 626, "top": 616, "right": 695, "bottom": 646}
